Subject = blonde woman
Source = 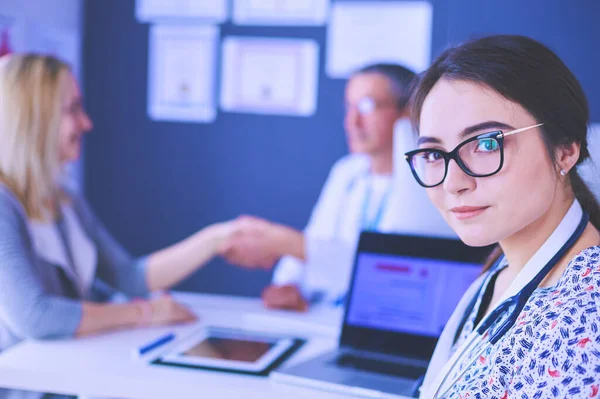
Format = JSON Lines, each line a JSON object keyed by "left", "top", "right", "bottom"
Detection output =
{"left": 0, "top": 54, "right": 245, "bottom": 397}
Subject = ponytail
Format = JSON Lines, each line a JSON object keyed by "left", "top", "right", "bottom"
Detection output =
{"left": 571, "top": 170, "right": 600, "bottom": 230}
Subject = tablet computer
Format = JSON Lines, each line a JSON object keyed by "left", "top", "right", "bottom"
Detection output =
{"left": 153, "top": 327, "right": 305, "bottom": 376}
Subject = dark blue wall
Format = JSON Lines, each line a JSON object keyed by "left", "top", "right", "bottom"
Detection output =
{"left": 83, "top": 0, "right": 600, "bottom": 297}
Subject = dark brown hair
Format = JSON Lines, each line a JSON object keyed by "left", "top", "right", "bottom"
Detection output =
{"left": 409, "top": 35, "right": 599, "bottom": 271}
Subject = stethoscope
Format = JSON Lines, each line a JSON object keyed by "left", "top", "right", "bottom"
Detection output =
{"left": 431, "top": 210, "right": 590, "bottom": 399}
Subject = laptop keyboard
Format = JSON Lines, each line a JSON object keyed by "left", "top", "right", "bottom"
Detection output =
{"left": 334, "top": 354, "right": 426, "bottom": 379}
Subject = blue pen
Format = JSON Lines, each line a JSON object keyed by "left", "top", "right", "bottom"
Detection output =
{"left": 333, "top": 293, "right": 347, "bottom": 307}
{"left": 137, "top": 332, "right": 176, "bottom": 356}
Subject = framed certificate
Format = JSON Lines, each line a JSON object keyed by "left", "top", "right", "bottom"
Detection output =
{"left": 220, "top": 37, "right": 319, "bottom": 117}
{"left": 137, "top": 0, "right": 228, "bottom": 23}
{"left": 233, "top": 0, "right": 329, "bottom": 26}
{"left": 147, "top": 25, "right": 218, "bottom": 123}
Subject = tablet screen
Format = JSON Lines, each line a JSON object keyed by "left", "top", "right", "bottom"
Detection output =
{"left": 182, "top": 336, "right": 275, "bottom": 362}
{"left": 159, "top": 327, "right": 296, "bottom": 372}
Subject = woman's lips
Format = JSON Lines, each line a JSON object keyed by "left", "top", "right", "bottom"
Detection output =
{"left": 450, "top": 206, "right": 490, "bottom": 220}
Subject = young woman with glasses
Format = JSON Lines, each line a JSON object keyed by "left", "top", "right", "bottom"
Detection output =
{"left": 405, "top": 35, "right": 600, "bottom": 399}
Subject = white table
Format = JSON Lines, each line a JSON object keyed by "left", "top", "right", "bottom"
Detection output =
{"left": 0, "top": 292, "right": 346, "bottom": 399}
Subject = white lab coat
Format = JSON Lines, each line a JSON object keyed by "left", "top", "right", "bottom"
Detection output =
{"left": 272, "top": 119, "right": 456, "bottom": 303}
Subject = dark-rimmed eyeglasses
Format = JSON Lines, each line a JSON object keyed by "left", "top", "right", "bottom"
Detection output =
{"left": 404, "top": 123, "right": 544, "bottom": 188}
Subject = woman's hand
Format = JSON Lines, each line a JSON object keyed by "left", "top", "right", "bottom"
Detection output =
{"left": 220, "top": 216, "right": 305, "bottom": 269}
{"left": 145, "top": 219, "right": 241, "bottom": 292}
{"left": 137, "top": 293, "right": 197, "bottom": 326}
{"left": 77, "top": 294, "right": 197, "bottom": 337}
{"left": 206, "top": 219, "right": 240, "bottom": 254}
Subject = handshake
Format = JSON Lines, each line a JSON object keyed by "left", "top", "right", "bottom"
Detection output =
{"left": 209, "top": 216, "right": 309, "bottom": 312}
{"left": 215, "top": 215, "right": 304, "bottom": 269}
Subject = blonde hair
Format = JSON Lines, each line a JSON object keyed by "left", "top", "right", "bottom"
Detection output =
{"left": 0, "top": 54, "right": 71, "bottom": 220}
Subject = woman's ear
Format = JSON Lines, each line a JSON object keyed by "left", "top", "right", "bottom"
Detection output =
{"left": 555, "top": 141, "right": 581, "bottom": 175}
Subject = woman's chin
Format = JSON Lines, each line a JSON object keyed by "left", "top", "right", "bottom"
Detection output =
{"left": 454, "top": 228, "right": 497, "bottom": 248}
{"left": 60, "top": 150, "right": 81, "bottom": 164}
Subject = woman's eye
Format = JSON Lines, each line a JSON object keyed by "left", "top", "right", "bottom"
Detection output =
{"left": 475, "top": 138, "right": 499, "bottom": 152}
{"left": 420, "top": 151, "right": 443, "bottom": 163}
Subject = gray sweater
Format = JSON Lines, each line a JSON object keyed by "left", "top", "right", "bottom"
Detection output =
{"left": 0, "top": 186, "right": 149, "bottom": 399}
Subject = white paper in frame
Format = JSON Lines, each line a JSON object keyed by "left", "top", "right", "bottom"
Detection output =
{"left": 147, "top": 25, "right": 218, "bottom": 123}
{"left": 220, "top": 37, "right": 319, "bottom": 117}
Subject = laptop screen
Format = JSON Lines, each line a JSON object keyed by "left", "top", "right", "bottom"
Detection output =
{"left": 340, "top": 232, "right": 493, "bottom": 360}
{"left": 346, "top": 252, "right": 481, "bottom": 337}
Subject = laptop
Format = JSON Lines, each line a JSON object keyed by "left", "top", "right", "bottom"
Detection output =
{"left": 272, "top": 232, "right": 493, "bottom": 398}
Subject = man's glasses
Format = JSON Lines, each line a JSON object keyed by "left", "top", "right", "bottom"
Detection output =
{"left": 345, "top": 96, "right": 397, "bottom": 115}
{"left": 404, "top": 123, "right": 544, "bottom": 188}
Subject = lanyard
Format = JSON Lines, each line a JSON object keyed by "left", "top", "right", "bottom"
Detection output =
{"left": 426, "top": 200, "right": 587, "bottom": 399}
{"left": 333, "top": 173, "right": 392, "bottom": 237}
{"left": 329, "top": 180, "right": 392, "bottom": 307}
{"left": 360, "top": 178, "right": 392, "bottom": 231}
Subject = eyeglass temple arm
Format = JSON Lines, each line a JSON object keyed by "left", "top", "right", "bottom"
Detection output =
{"left": 496, "top": 123, "right": 544, "bottom": 139}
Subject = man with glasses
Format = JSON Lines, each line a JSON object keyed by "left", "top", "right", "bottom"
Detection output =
{"left": 223, "top": 63, "right": 451, "bottom": 311}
